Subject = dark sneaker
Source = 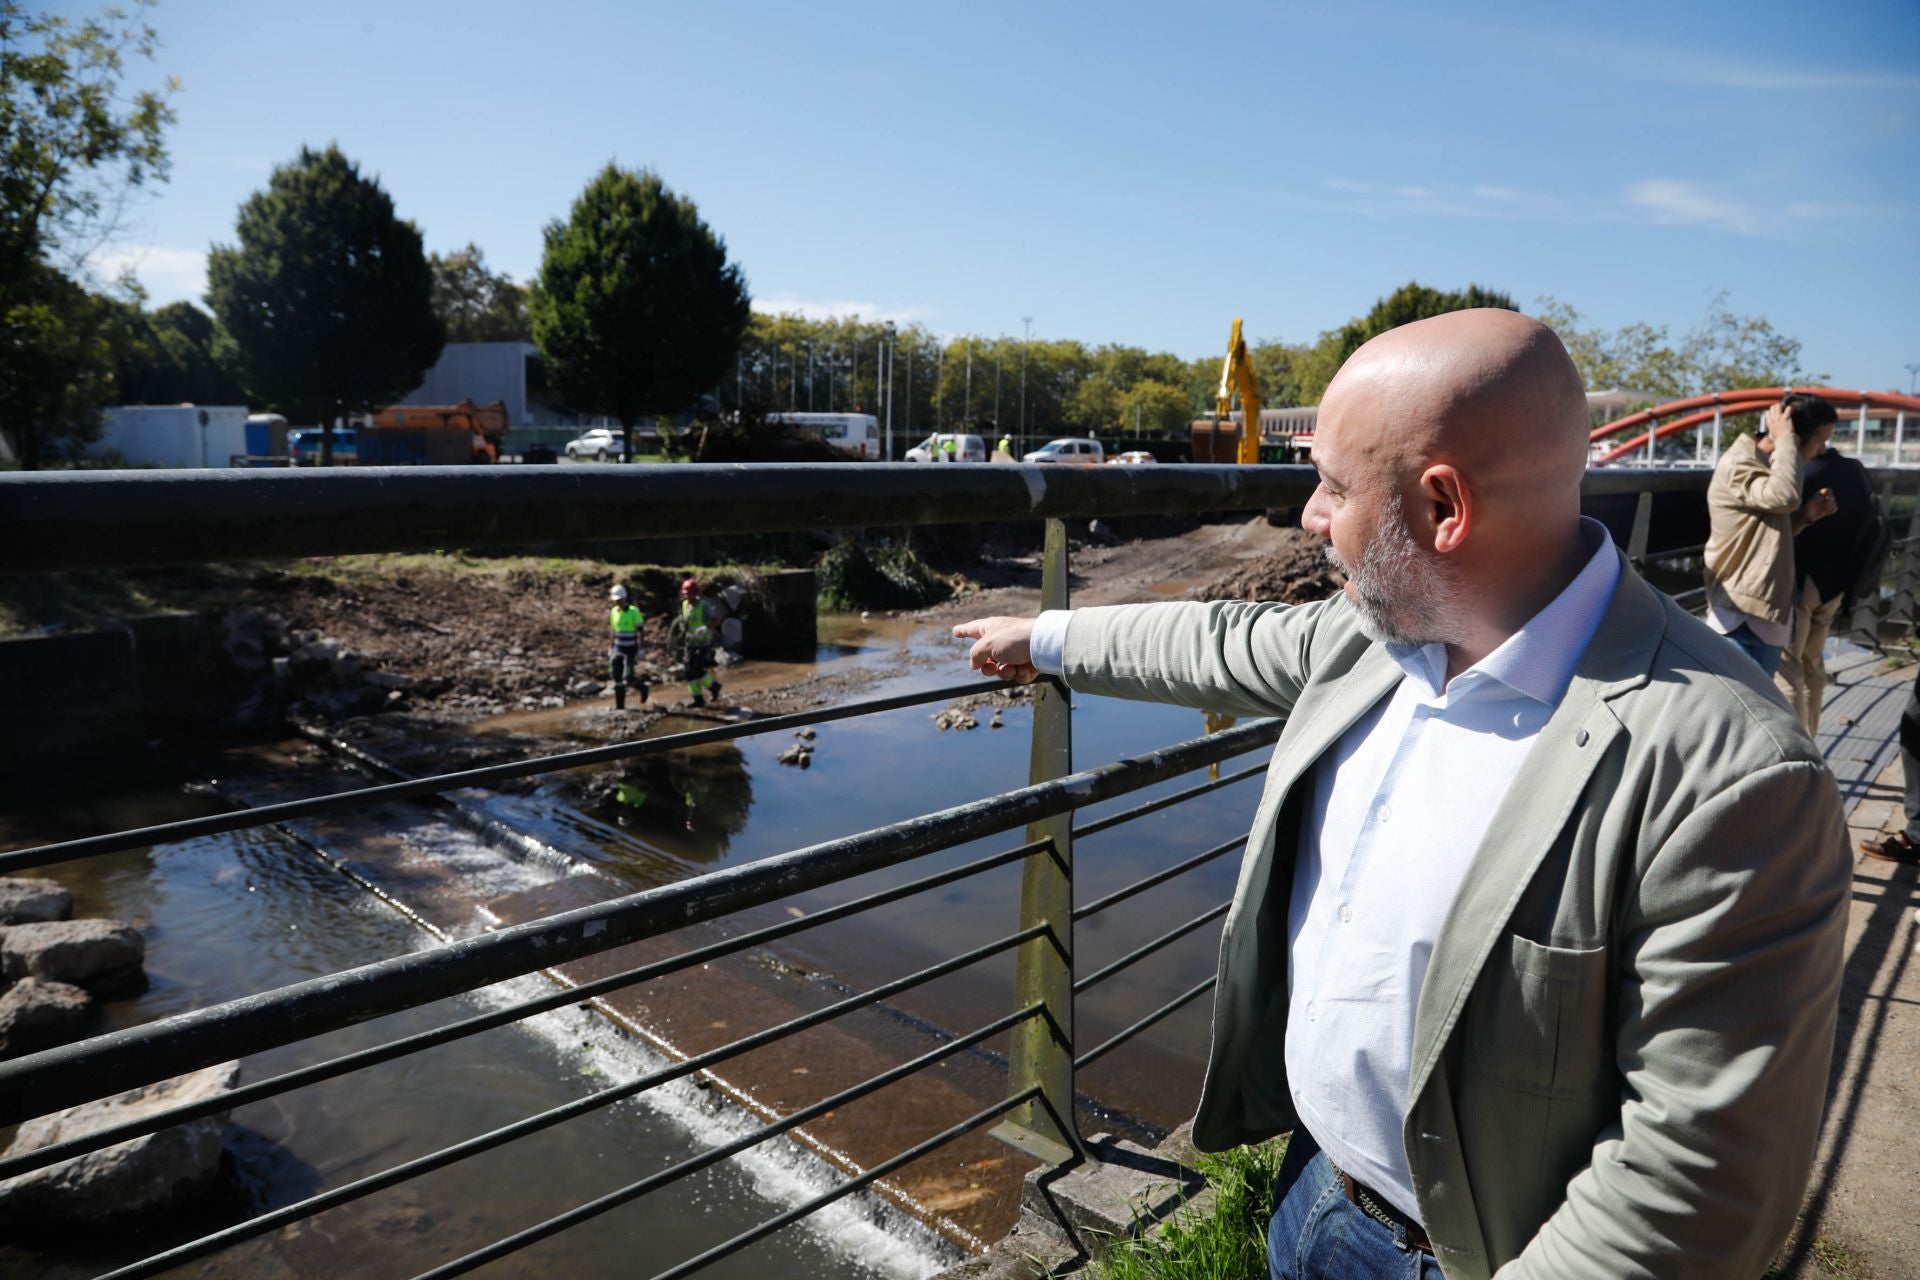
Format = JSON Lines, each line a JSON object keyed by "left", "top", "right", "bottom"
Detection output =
{"left": 690, "top": 693, "right": 706, "bottom": 708}
{"left": 1860, "top": 833, "right": 1920, "bottom": 864}
{"left": 638, "top": 682, "right": 650, "bottom": 704}
{"left": 709, "top": 680, "right": 723, "bottom": 699}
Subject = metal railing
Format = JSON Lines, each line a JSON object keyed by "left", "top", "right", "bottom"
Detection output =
{"left": 3, "top": 461, "right": 1920, "bottom": 1278}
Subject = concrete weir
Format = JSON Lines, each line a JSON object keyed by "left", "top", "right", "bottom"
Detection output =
{"left": 259, "top": 726, "right": 1030, "bottom": 1270}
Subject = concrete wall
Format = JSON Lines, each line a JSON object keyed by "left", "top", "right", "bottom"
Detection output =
{"left": 0, "top": 614, "right": 234, "bottom": 796}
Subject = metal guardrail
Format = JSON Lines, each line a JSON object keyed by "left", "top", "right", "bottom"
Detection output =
{"left": 4, "top": 461, "right": 1919, "bottom": 1279}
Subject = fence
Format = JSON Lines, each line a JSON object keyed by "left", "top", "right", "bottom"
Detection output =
{"left": 2, "top": 461, "right": 1919, "bottom": 1279}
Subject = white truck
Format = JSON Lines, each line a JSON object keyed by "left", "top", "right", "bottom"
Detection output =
{"left": 768, "top": 412, "right": 881, "bottom": 460}
{"left": 90, "top": 405, "right": 251, "bottom": 468}
{"left": 905, "top": 432, "right": 987, "bottom": 463}
{"left": 1021, "top": 437, "right": 1105, "bottom": 465}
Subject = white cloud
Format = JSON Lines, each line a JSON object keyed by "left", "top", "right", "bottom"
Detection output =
{"left": 1622, "top": 180, "right": 1760, "bottom": 235}
{"left": 87, "top": 245, "right": 208, "bottom": 304}
{"left": 751, "top": 293, "right": 931, "bottom": 326}
{"left": 1312, "top": 178, "right": 1558, "bottom": 221}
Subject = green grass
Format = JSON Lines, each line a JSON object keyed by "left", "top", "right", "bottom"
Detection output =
{"left": 1080, "top": 1139, "right": 1287, "bottom": 1280}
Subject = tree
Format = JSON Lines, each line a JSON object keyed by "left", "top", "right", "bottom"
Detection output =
{"left": 1, "top": 0, "right": 176, "bottom": 467}
{"left": 207, "top": 144, "right": 444, "bottom": 460}
{"left": 1296, "top": 282, "right": 1518, "bottom": 402}
{"left": 529, "top": 165, "right": 750, "bottom": 459}
{"left": 1533, "top": 294, "right": 1816, "bottom": 401}
{"left": 1118, "top": 380, "right": 1191, "bottom": 436}
{"left": 429, "top": 243, "right": 530, "bottom": 343}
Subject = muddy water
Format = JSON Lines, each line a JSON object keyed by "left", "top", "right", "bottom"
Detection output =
{"left": 2, "top": 616, "right": 1270, "bottom": 1277}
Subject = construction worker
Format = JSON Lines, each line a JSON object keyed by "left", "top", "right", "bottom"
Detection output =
{"left": 941, "top": 434, "right": 957, "bottom": 462}
{"left": 607, "top": 584, "right": 648, "bottom": 710}
{"left": 998, "top": 434, "right": 1012, "bottom": 459}
{"left": 680, "top": 577, "right": 722, "bottom": 707}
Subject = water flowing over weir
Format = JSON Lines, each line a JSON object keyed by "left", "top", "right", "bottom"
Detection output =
{"left": 1, "top": 741, "right": 958, "bottom": 1279}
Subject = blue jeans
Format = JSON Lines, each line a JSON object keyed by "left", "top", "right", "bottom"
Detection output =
{"left": 1268, "top": 1134, "right": 1444, "bottom": 1280}
{"left": 1723, "top": 622, "right": 1784, "bottom": 677}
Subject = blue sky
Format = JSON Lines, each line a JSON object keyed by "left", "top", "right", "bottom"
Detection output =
{"left": 78, "top": 0, "right": 1920, "bottom": 391}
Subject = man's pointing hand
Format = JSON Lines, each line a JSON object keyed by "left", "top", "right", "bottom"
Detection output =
{"left": 952, "top": 616, "right": 1040, "bottom": 685}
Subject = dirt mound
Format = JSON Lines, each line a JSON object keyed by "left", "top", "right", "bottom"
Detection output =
{"left": 1195, "top": 529, "right": 1344, "bottom": 605}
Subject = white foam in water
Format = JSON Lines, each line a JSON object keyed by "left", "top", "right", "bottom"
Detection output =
{"left": 400, "top": 819, "right": 568, "bottom": 897}
{"left": 450, "top": 946, "right": 960, "bottom": 1279}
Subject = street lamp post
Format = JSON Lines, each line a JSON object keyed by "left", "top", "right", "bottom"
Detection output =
{"left": 1020, "top": 316, "right": 1033, "bottom": 454}
{"left": 883, "top": 323, "right": 896, "bottom": 459}
{"left": 965, "top": 340, "right": 973, "bottom": 427}
{"left": 1906, "top": 361, "right": 1920, "bottom": 396}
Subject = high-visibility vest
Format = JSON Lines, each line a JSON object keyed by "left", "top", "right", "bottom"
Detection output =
{"left": 610, "top": 604, "right": 642, "bottom": 650}
{"left": 999, "top": 437, "right": 1011, "bottom": 455}
{"left": 942, "top": 437, "right": 956, "bottom": 455}
{"left": 681, "top": 598, "right": 712, "bottom": 644}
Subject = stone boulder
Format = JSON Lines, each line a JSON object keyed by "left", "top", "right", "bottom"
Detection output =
{"left": 1, "top": 919, "right": 145, "bottom": 995}
{"left": 0, "top": 978, "right": 96, "bottom": 1058}
{"left": 0, "top": 1060, "right": 241, "bottom": 1228}
{"left": 0, "top": 877, "right": 72, "bottom": 925}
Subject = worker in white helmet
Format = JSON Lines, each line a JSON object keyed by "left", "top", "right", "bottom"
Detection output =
{"left": 607, "top": 584, "right": 647, "bottom": 710}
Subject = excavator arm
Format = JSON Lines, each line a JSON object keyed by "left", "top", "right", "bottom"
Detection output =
{"left": 1215, "top": 318, "right": 1263, "bottom": 465}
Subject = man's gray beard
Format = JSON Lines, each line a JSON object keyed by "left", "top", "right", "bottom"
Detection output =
{"left": 1324, "top": 492, "right": 1462, "bottom": 649}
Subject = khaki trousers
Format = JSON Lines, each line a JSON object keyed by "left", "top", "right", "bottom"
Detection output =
{"left": 1777, "top": 580, "right": 1845, "bottom": 737}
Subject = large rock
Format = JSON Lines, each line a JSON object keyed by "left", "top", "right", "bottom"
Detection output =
{"left": 0, "top": 978, "right": 96, "bottom": 1059}
{"left": 0, "top": 1060, "right": 240, "bottom": 1228}
{"left": 1, "top": 918, "right": 145, "bottom": 995}
{"left": 0, "top": 877, "right": 72, "bottom": 925}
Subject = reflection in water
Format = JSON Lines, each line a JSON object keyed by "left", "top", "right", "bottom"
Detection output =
{"left": 1203, "top": 709, "right": 1238, "bottom": 781}
{"left": 580, "top": 741, "right": 754, "bottom": 862}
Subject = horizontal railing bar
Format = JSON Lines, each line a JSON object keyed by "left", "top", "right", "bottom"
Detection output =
{"left": 1075, "top": 976, "right": 1219, "bottom": 1070}
{"left": 404, "top": 1004, "right": 1046, "bottom": 1280}
{"left": 95, "top": 937, "right": 1044, "bottom": 1280}
{"left": 0, "top": 836, "right": 1049, "bottom": 1182}
{"left": 1072, "top": 901, "right": 1231, "bottom": 995}
{"left": 0, "top": 463, "right": 1331, "bottom": 572}
{"left": 0, "top": 717, "right": 1282, "bottom": 1125}
{"left": 0, "top": 677, "right": 1020, "bottom": 874}
{"left": 9, "top": 464, "right": 1918, "bottom": 577}
{"left": 1073, "top": 762, "right": 1268, "bottom": 840}
{"left": 650, "top": 1087, "right": 1043, "bottom": 1280}
{"left": 1072, "top": 836, "right": 1247, "bottom": 922}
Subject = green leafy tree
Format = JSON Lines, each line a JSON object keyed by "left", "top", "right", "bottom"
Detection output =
{"left": 1296, "top": 282, "right": 1517, "bottom": 403}
{"left": 530, "top": 164, "right": 751, "bottom": 459}
{"left": 207, "top": 144, "right": 444, "bottom": 461}
{"left": 429, "top": 242, "right": 530, "bottom": 343}
{"left": 0, "top": 0, "right": 175, "bottom": 467}
{"left": 1118, "top": 379, "right": 1191, "bottom": 436}
{"left": 1534, "top": 294, "right": 1815, "bottom": 403}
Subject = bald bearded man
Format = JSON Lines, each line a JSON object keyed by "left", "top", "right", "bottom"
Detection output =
{"left": 955, "top": 310, "right": 1847, "bottom": 1280}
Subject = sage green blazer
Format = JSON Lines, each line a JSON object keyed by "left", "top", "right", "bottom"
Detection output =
{"left": 1059, "top": 552, "right": 1848, "bottom": 1279}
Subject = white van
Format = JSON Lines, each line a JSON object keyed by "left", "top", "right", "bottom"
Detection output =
{"left": 768, "top": 412, "right": 880, "bottom": 460}
{"left": 904, "top": 433, "right": 987, "bottom": 463}
{"left": 1022, "top": 437, "right": 1105, "bottom": 465}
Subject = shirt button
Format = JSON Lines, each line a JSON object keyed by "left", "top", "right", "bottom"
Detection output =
{"left": 1340, "top": 905, "right": 1353, "bottom": 923}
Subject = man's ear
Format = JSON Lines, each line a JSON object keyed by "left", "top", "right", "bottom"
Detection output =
{"left": 1420, "top": 465, "right": 1470, "bottom": 554}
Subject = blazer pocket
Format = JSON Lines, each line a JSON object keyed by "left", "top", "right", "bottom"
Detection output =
{"left": 1467, "top": 935, "right": 1609, "bottom": 1099}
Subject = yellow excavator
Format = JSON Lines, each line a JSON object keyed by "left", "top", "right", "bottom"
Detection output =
{"left": 1192, "top": 318, "right": 1263, "bottom": 464}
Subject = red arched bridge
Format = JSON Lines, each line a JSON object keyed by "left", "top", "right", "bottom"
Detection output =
{"left": 1592, "top": 387, "right": 1920, "bottom": 466}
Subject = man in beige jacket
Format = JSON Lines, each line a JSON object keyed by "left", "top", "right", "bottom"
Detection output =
{"left": 956, "top": 311, "right": 1848, "bottom": 1279}
{"left": 1702, "top": 397, "right": 1838, "bottom": 675}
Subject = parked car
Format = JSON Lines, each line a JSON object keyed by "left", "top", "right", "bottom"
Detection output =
{"left": 1022, "top": 438, "right": 1105, "bottom": 465}
{"left": 1109, "top": 450, "right": 1157, "bottom": 465}
{"left": 904, "top": 432, "right": 987, "bottom": 463}
{"left": 288, "top": 428, "right": 359, "bottom": 466}
{"left": 564, "top": 428, "right": 627, "bottom": 461}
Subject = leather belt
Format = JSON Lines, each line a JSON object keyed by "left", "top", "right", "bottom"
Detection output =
{"left": 1334, "top": 1166, "right": 1433, "bottom": 1254}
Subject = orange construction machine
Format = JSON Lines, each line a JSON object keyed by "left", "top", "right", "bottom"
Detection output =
{"left": 367, "top": 400, "right": 510, "bottom": 463}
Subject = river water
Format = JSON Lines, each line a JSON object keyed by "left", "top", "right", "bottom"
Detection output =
{"left": 1, "top": 618, "right": 1268, "bottom": 1279}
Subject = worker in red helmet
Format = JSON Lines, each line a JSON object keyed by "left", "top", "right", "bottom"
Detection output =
{"left": 680, "top": 577, "right": 722, "bottom": 707}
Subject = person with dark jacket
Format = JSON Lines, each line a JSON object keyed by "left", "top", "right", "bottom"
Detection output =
{"left": 1779, "top": 415, "right": 1873, "bottom": 735}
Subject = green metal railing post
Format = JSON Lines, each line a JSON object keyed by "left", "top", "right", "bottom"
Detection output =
{"left": 993, "top": 517, "right": 1080, "bottom": 1165}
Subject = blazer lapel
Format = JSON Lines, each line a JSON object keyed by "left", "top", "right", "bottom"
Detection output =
{"left": 1405, "top": 558, "right": 1667, "bottom": 1102}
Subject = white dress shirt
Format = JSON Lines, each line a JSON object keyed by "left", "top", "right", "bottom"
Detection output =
{"left": 1030, "top": 518, "right": 1620, "bottom": 1224}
